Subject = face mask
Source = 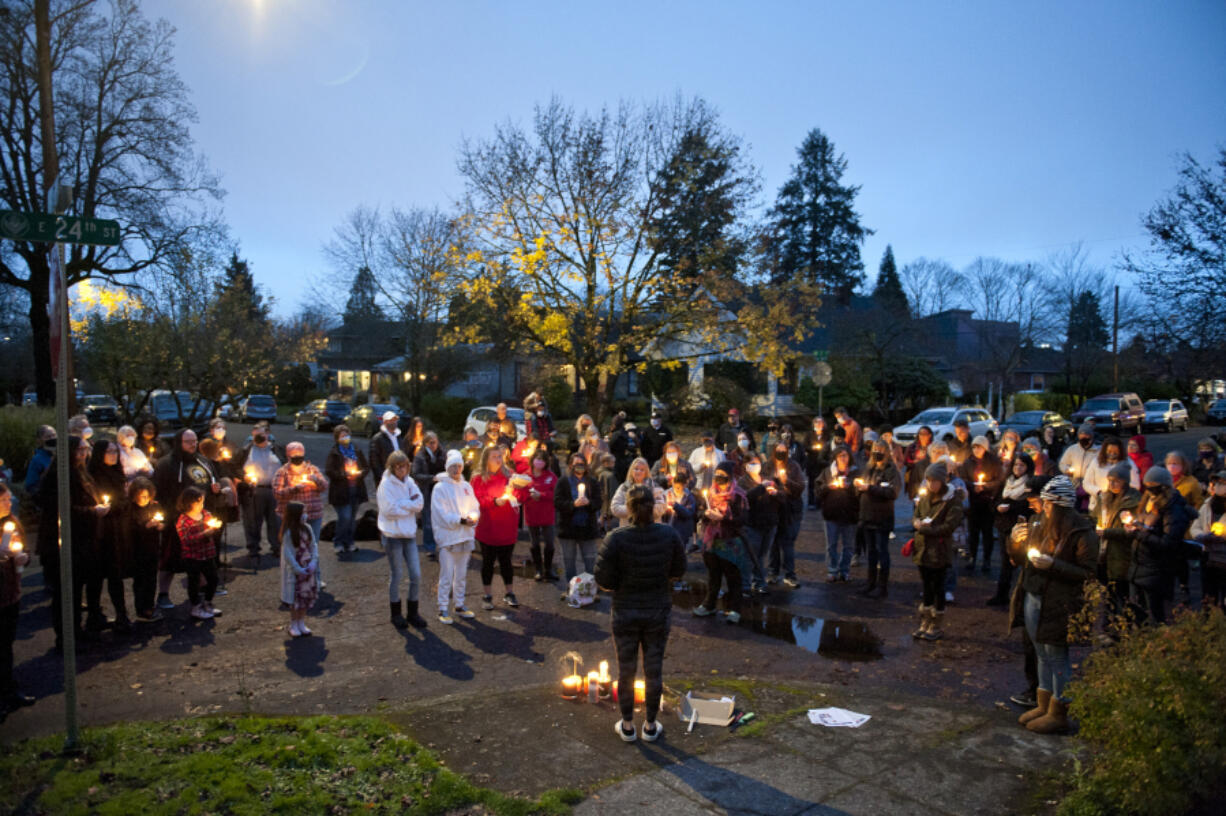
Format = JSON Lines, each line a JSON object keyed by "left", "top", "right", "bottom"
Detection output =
{"left": 573, "top": 466, "right": 586, "bottom": 476}
{"left": 728, "top": 416, "right": 738, "bottom": 424}
{"left": 666, "top": 451, "right": 678, "bottom": 463}
{"left": 81, "top": 427, "right": 94, "bottom": 440}
{"left": 746, "top": 462, "right": 761, "bottom": 475}
{"left": 714, "top": 474, "right": 729, "bottom": 485}
{"left": 651, "top": 419, "right": 661, "bottom": 429}
{"left": 1200, "top": 451, "right": 1214, "bottom": 460}
{"left": 536, "top": 410, "right": 545, "bottom": 418}
{"left": 773, "top": 450, "right": 787, "bottom": 461}
{"left": 738, "top": 439, "right": 750, "bottom": 450}
{"left": 1213, "top": 484, "right": 1226, "bottom": 497}
{"left": 290, "top": 455, "right": 305, "bottom": 466}
{"left": 703, "top": 441, "right": 713, "bottom": 449}
{"left": 254, "top": 434, "right": 267, "bottom": 445}
{"left": 339, "top": 435, "right": 351, "bottom": 446}
{"left": 1168, "top": 464, "right": 1183, "bottom": 477}
{"left": 1146, "top": 484, "right": 1164, "bottom": 495}
{"left": 782, "top": 433, "right": 792, "bottom": 441}
{"left": 872, "top": 453, "right": 885, "bottom": 462}
{"left": 45, "top": 439, "right": 57, "bottom": 449}
{"left": 1079, "top": 437, "right": 1092, "bottom": 449}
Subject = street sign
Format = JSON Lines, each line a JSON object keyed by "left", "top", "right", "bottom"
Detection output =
{"left": 812, "top": 361, "right": 832, "bottom": 387}
{"left": 0, "top": 209, "right": 120, "bottom": 246}
{"left": 812, "top": 349, "right": 829, "bottom": 362}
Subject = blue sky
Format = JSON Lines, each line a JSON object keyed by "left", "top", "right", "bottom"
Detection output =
{"left": 152, "top": 0, "right": 1226, "bottom": 315}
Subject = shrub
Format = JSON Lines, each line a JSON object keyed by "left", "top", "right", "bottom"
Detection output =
{"left": 1060, "top": 608, "right": 1226, "bottom": 816}
{"left": 1041, "top": 391, "right": 1078, "bottom": 416}
{"left": 1012, "top": 392, "right": 1042, "bottom": 413}
{"left": 0, "top": 404, "right": 55, "bottom": 481}
{"left": 418, "top": 394, "right": 479, "bottom": 439}
{"left": 540, "top": 375, "right": 574, "bottom": 415}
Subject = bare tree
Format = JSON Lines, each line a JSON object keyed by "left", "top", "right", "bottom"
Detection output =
{"left": 898, "top": 257, "right": 965, "bottom": 317}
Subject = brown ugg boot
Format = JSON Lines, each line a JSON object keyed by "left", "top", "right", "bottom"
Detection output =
{"left": 922, "top": 609, "right": 945, "bottom": 641}
{"left": 1026, "top": 697, "right": 1069, "bottom": 734}
{"left": 912, "top": 605, "right": 931, "bottom": 639}
{"left": 1018, "top": 689, "right": 1052, "bottom": 727}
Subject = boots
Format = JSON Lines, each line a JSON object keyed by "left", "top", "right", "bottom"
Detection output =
{"left": 389, "top": 601, "right": 408, "bottom": 629}
{"left": 1018, "top": 689, "right": 1051, "bottom": 726}
{"left": 857, "top": 569, "right": 878, "bottom": 596}
{"left": 405, "top": 600, "right": 428, "bottom": 629}
{"left": 1027, "top": 696, "right": 1069, "bottom": 734}
{"left": 922, "top": 609, "right": 944, "bottom": 641}
{"left": 912, "top": 605, "right": 931, "bottom": 639}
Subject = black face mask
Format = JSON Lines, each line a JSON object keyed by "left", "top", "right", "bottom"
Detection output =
{"left": 1079, "top": 437, "right": 1092, "bottom": 449}
{"left": 773, "top": 450, "right": 787, "bottom": 461}
{"left": 714, "top": 475, "right": 730, "bottom": 486}
{"left": 1146, "top": 484, "right": 1164, "bottom": 495}
{"left": 254, "top": 434, "right": 267, "bottom": 445}
{"left": 45, "top": 439, "right": 57, "bottom": 449}
{"left": 290, "top": 455, "right": 305, "bottom": 466}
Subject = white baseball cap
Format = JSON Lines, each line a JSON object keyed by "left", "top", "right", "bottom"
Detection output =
{"left": 382, "top": 411, "right": 399, "bottom": 422}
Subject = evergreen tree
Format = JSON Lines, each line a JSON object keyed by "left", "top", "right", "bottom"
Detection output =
{"left": 217, "top": 252, "right": 268, "bottom": 323}
{"left": 344, "top": 266, "right": 383, "bottom": 323}
{"left": 872, "top": 244, "right": 909, "bottom": 314}
{"left": 765, "top": 128, "right": 872, "bottom": 302}
{"left": 1066, "top": 290, "right": 1109, "bottom": 350}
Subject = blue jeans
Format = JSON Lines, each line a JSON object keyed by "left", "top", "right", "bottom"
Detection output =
{"left": 1024, "top": 591, "right": 1071, "bottom": 700}
{"left": 863, "top": 527, "right": 891, "bottom": 575}
{"left": 245, "top": 486, "right": 278, "bottom": 552}
{"left": 333, "top": 499, "right": 360, "bottom": 550}
{"left": 384, "top": 535, "right": 421, "bottom": 603}
{"left": 772, "top": 511, "right": 801, "bottom": 580}
{"left": 744, "top": 525, "right": 777, "bottom": 587}
{"left": 420, "top": 495, "right": 436, "bottom": 552}
{"left": 825, "top": 521, "right": 855, "bottom": 578}
{"left": 560, "top": 538, "right": 598, "bottom": 581}
{"left": 945, "top": 554, "right": 958, "bottom": 593}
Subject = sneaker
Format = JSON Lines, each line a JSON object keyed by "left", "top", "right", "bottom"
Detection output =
{"left": 206, "top": 605, "right": 222, "bottom": 617}
{"left": 438, "top": 612, "right": 454, "bottom": 625}
{"left": 455, "top": 607, "right": 476, "bottom": 620}
{"left": 533, "top": 572, "right": 543, "bottom": 582}
{"left": 482, "top": 595, "right": 494, "bottom": 611}
{"left": 784, "top": 576, "right": 800, "bottom": 588}
{"left": 137, "top": 609, "right": 163, "bottom": 623}
{"left": 299, "top": 622, "right": 312, "bottom": 636}
{"left": 1010, "top": 689, "right": 1038, "bottom": 708}
{"left": 692, "top": 605, "right": 714, "bottom": 617}
{"left": 190, "top": 605, "right": 213, "bottom": 620}
{"left": 766, "top": 574, "right": 780, "bottom": 585}
{"left": 289, "top": 619, "right": 303, "bottom": 637}
{"left": 725, "top": 611, "right": 741, "bottom": 624}
{"left": 945, "top": 591, "right": 955, "bottom": 604}
{"left": 614, "top": 718, "right": 637, "bottom": 743}
{"left": 752, "top": 585, "right": 770, "bottom": 596}
{"left": 641, "top": 720, "right": 663, "bottom": 742}
{"left": 503, "top": 592, "right": 520, "bottom": 608}
{"left": 334, "top": 545, "right": 344, "bottom": 555}
{"left": 214, "top": 585, "right": 228, "bottom": 597}
{"left": 156, "top": 594, "right": 175, "bottom": 610}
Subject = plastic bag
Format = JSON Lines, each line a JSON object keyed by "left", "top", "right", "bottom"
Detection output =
{"left": 566, "top": 572, "right": 598, "bottom": 607}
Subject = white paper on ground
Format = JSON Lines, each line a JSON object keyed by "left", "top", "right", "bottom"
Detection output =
{"left": 807, "top": 707, "right": 871, "bottom": 728}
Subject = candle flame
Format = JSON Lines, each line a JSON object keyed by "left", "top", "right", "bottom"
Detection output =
{"left": 153, "top": 512, "right": 164, "bottom": 523}
{"left": 2, "top": 521, "right": 13, "bottom": 533}
{"left": 10, "top": 540, "right": 22, "bottom": 553}
{"left": 221, "top": 449, "right": 231, "bottom": 460}
{"left": 1212, "top": 522, "right": 1225, "bottom": 536}
{"left": 207, "top": 518, "right": 223, "bottom": 529}
{"left": 1120, "top": 511, "right": 1133, "bottom": 525}
{"left": 102, "top": 494, "right": 111, "bottom": 506}
{"left": 1027, "top": 547, "right": 1041, "bottom": 560}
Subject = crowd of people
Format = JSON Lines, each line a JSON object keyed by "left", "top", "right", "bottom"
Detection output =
{"left": 3, "top": 393, "right": 1224, "bottom": 741}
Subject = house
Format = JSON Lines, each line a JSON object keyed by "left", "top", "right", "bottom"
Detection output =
{"left": 370, "top": 344, "right": 546, "bottom": 403}
{"left": 314, "top": 317, "right": 405, "bottom": 394}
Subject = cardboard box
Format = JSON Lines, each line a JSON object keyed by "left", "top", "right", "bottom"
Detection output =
{"left": 679, "top": 691, "right": 736, "bottom": 726}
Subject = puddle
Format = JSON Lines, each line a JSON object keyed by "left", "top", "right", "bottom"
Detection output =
{"left": 672, "top": 581, "right": 883, "bottom": 661}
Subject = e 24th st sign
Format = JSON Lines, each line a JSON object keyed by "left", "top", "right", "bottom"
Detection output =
{"left": 0, "top": 209, "right": 120, "bottom": 246}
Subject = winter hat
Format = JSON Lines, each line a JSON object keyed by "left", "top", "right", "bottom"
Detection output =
{"left": 1211, "top": 470, "right": 1226, "bottom": 484}
{"left": 382, "top": 411, "right": 399, "bottom": 422}
{"left": 445, "top": 449, "right": 463, "bottom": 470}
{"left": 714, "top": 461, "right": 736, "bottom": 480}
{"left": 1107, "top": 461, "right": 1132, "bottom": 483}
{"left": 1143, "top": 466, "right": 1173, "bottom": 488}
{"left": 1197, "top": 437, "right": 1222, "bottom": 455}
{"left": 1077, "top": 422, "right": 1095, "bottom": 438}
{"left": 1040, "top": 475, "right": 1076, "bottom": 508}
{"left": 1129, "top": 434, "right": 1147, "bottom": 451}
{"left": 1025, "top": 474, "right": 1052, "bottom": 498}
{"left": 971, "top": 435, "right": 990, "bottom": 450}
{"left": 924, "top": 461, "right": 948, "bottom": 483}
{"left": 864, "top": 430, "right": 879, "bottom": 444}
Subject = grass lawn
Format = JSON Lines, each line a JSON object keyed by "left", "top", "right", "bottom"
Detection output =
{"left": 0, "top": 715, "right": 581, "bottom": 815}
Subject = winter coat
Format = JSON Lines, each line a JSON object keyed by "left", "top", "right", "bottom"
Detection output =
{"left": 912, "top": 484, "right": 965, "bottom": 569}
{"left": 816, "top": 462, "right": 860, "bottom": 525}
{"left": 697, "top": 482, "right": 748, "bottom": 546}
{"left": 639, "top": 424, "right": 673, "bottom": 466}
{"left": 0, "top": 514, "right": 27, "bottom": 608}
{"left": 739, "top": 474, "right": 785, "bottom": 531}
{"left": 471, "top": 469, "right": 523, "bottom": 547}
{"left": 1082, "top": 456, "right": 1140, "bottom": 498}
{"left": 1092, "top": 488, "right": 1143, "bottom": 581}
{"left": 280, "top": 524, "right": 319, "bottom": 605}
{"left": 1189, "top": 497, "right": 1226, "bottom": 569}
{"left": 1008, "top": 512, "right": 1098, "bottom": 646}
{"left": 594, "top": 521, "right": 686, "bottom": 610}
{"left": 664, "top": 487, "right": 698, "bottom": 545}
{"left": 1173, "top": 474, "right": 1205, "bottom": 511}
{"left": 524, "top": 468, "right": 558, "bottom": 527}
{"left": 716, "top": 420, "right": 753, "bottom": 455}
{"left": 430, "top": 473, "right": 479, "bottom": 549}
{"left": 610, "top": 478, "right": 667, "bottom": 527}
{"left": 857, "top": 461, "right": 903, "bottom": 531}
{"left": 766, "top": 456, "right": 806, "bottom": 517}
{"left": 368, "top": 428, "right": 402, "bottom": 485}
{"left": 411, "top": 445, "right": 446, "bottom": 500}
{"left": 325, "top": 444, "right": 370, "bottom": 507}
{"left": 1192, "top": 452, "right": 1224, "bottom": 489}
{"left": 688, "top": 445, "right": 726, "bottom": 491}
{"left": 803, "top": 427, "right": 834, "bottom": 474}
{"left": 121, "top": 500, "right": 164, "bottom": 579}
{"left": 376, "top": 472, "right": 424, "bottom": 539}
{"left": 1128, "top": 434, "right": 1153, "bottom": 476}
{"left": 273, "top": 464, "right": 328, "bottom": 521}
{"left": 904, "top": 442, "right": 932, "bottom": 500}
{"left": 1127, "top": 487, "right": 1192, "bottom": 592}
{"left": 960, "top": 452, "right": 1004, "bottom": 512}
{"left": 555, "top": 474, "right": 602, "bottom": 541}
{"left": 609, "top": 429, "right": 640, "bottom": 481}
{"left": 650, "top": 456, "right": 695, "bottom": 490}
{"left": 1058, "top": 442, "right": 1098, "bottom": 484}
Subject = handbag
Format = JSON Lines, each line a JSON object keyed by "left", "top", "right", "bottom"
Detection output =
{"left": 901, "top": 537, "right": 914, "bottom": 557}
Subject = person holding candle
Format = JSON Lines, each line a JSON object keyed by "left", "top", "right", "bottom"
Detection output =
{"left": 280, "top": 501, "right": 320, "bottom": 637}
{"left": 995, "top": 429, "right": 1022, "bottom": 469}
{"left": 377, "top": 451, "right": 426, "bottom": 628}
{"left": 578, "top": 424, "right": 609, "bottom": 468}
{"left": 1089, "top": 461, "right": 1142, "bottom": 623}
{"left": 412, "top": 431, "right": 447, "bottom": 560}
{"left": 494, "top": 402, "right": 520, "bottom": 443}
{"left": 946, "top": 417, "right": 972, "bottom": 465}
{"left": 692, "top": 461, "right": 751, "bottom": 622}
{"left": 524, "top": 447, "right": 559, "bottom": 581}
{"left": 987, "top": 453, "right": 1037, "bottom": 606}
{"left": 175, "top": 486, "right": 221, "bottom": 620}
{"left": 1165, "top": 450, "right": 1205, "bottom": 603}
{"left": 803, "top": 416, "right": 833, "bottom": 509}
{"left": 611, "top": 458, "right": 667, "bottom": 528}
{"left": 1121, "top": 467, "right": 1193, "bottom": 625}
{"left": 595, "top": 484, "right": 687, "bottom": 742}
{"left": 1082, "top": 436, "right": 1141, "bottom": 503}
{"left": 122, "top": 476, "right": 166, "bottom": 622}
{"left": 555, "top": 454, "right": 604, "bottom": 584}
{"left": 1188, "top": 470, "right": 1226, "bottom": 609}
{"left": 688, "top": 431, "right": 726, "bottom": 493}
{"left": 273, "top": 442, "right": 329, "bottom": 542}
{"left": 1126, "top": 434, "right": 1153, "bottom": 478}
{"left": 88, "top": 440, "right": 131, "bottom": 633}
{"left": 153, "top": 428, "right": 219, "bottom": 610}
{"left": 137, "top": 418, "right": 169, "bottom": 463}
{"left": 0, "top": 484, "right": 33, "bottom": 712}
{"left": 650, "top": 441, "right": 695, "bottom": 491}
{"left": 715, "top": 407, "right": 754, "bottom": 456}
{"left": 471, "top": 445, "right": 524, "bottom": 610}
{"left": 234, "top": 426, "right": 282, "bottom": 559}
{"left": 768, "top": 441, "right": 807, "bottom": 588}
{"left": 903, "top": 426, "right": 935, "bottom": 501}
{"left": 856, "top": 440, "right": 903, "bottom": 598}
{"left": 430, "top": 450, "right": 479, "bottom": 623}
{"left": 1020, "top": 437, "right": 1053, "bottom": 477}
{"left": 740, "top": 452, "right": 783, "bottom": 594}
{"left": 911, "top": 461, "right": 965, "bottom": 640}
{"left": 817, "top": 445, "right": 860, "bottom": 583}
{"left": 460, "top": 428, "right": 483, "bottom": 479}
{"left": 1057, "top": 424, "right": 1098, "bottom": 490}
{"left": 115, "top": 425, "right": 154, "bottom": 483}
{"left": 510, "top": 431, "right": 541, "bottom": 476}
{"left": 325, "top": 424, "right": 370, "bottom": 556}
{"left": 960, "top": 435, "right": 1004, "bottom": 575}
{"left": 1009, "top": 476, "right": 1098, "bottom": 734}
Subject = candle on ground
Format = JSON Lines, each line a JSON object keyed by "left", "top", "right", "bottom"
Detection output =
{"left": 587, "top": 672, "right": 599, "bottom": 703}
{"left": 560, "top": 675, "right": 582, "bottom": 699}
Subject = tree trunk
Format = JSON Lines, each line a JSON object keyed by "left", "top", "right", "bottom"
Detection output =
{"left": 27, "top": 260, "right": 54, "bottom": 404}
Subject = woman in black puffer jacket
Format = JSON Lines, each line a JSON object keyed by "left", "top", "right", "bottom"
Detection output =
{"left": 856, "top": 440, "right": 902, "bottom": 598}
{"left": 1123, "top": 466, "right": 1193, "bottom": 625}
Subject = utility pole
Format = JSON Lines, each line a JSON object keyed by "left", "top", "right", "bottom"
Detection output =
{"left": 35, "top": 0, "right": 80, "bottom": 751}
{"left": 1112, "top": 285, "right": 1120, "bottom": 392}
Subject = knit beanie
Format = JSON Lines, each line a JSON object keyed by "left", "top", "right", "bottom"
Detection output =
{"left": 1040, "top": 475, "right": 1076, "bottom": 508}
{"left": 1107, "top": 461, "right": 1132, "bottom": 483}
{"left": 1143, "top": 466, "right": 1173, "bottom": 488}
{"left": 1077, "top": 422, "right": 1095, "bottom": 438}
{"left": 971, "top": 435, "right": 990, "bottom": 450}
{"left": 715, "top": 460, "right": 736, "bottom": 479}
{"left": 445, "top": 449, "right": 463, "bottom": 470}
{"left": 924, "top": 461, "right": 948, "bottom": 483}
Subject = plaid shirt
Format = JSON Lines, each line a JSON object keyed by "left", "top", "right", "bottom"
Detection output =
{"left": 176, "top": 512, "right": 217, "bottom": 561}
{"left": 273, "top": 464, "right": 328, "bottom": 520}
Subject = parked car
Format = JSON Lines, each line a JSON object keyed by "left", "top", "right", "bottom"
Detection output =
{"left": 893, "top": 406, "right": 1000, "bottom": 446}
{"left": 1069, "top": 393, "right": 1146, "bottom": 435}
{"left": 1205, "top": 398, "right": 1226, "bottom": 426}
{"left": 81, "top": 394, "right": 119, "bottom": 426}
{"left": 343, "top": 403, "right": 404, "bottom": 437}
{"left": 1002, "top": 410, "right": 1074, "bottom": 443}
{"left": 239, "top": 394, "right": 278, "bottom": 423}
{"left": 464, "top": 405, "right": 526, "bottom": 437}
{"left": 1142, "top": 399, "right": 1189, "bottom": 433}
{"left": 146, "top": 390, "right": 214, "bottom": 433}
{"left": 294, "top": 399, "right": 352, "bottom": 432}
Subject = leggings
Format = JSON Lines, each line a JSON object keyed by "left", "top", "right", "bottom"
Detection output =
{"left": 528, "top": 525, "right": 556, "bottom": 575}
{"left": 919, "top": 565, "right": 947, "bottom": 611}
{"left": 966, "top": 508, "right": 994, "bottom": 567}
{"left": 479, "top": 541, "right": 515, "bottom": 588}
{"left": 183, "top": 558, "right": 218, "bottom": 606}
{"left": 612, "top": 606, "right": 670, "bottom": 723}
{"left": 702, "top": 551, "right": 742, "bottom": 614}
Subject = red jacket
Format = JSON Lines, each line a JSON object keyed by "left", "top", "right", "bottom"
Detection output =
{"left": 472, "top": 469, "right": 524, "bottom": 547}
{"left": 524, "top": 468, "right": 557, "bottom": 527}
{"left": 510, "top": 439, "right": 539, "bottom": 475}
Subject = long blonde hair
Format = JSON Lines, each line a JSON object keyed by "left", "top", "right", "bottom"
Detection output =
{"left": 476, "top": 444, "right": 510, "bottom": 479}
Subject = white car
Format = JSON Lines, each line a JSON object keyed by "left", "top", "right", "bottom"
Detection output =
{"left": 893, "top": 406, "right": 1000, "bottom": 446}
{"left": 464, "top": 405, "right": 526, "bottom": 437}
{"left": 1142, "top": 399, "right": 1189, "bottom": 433}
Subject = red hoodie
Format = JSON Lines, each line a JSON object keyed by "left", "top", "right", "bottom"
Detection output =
{"left": 524, "top": 467, "right": 557, "bottom": 527}
{"left": 471, "top": 469, "right": 524, "bottom": 547}
{"left": 1129, "top": 434, "right": 1154, "bottom": 476}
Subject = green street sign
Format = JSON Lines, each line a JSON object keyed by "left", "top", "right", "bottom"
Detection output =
{"left": 0, "top": 209, "right": 120, "bottom": 246}
{"left": 812, "top": 349, "right": 829, "bottom": 362}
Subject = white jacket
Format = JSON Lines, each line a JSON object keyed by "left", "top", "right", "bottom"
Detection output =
{"left": 1081, "top": 456, "right": 1141, "bottom": 498}
{"left": 1058, "top": 443, "right": 1098, "bottom": 484}
{"left": 377, "top": 472, "right": 424, "bottom": 538}
{"left": 430, "top": 472, "right": 479, "bottom": 548}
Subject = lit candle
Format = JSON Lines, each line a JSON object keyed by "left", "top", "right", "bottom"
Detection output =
{"left": 976, "top": 473, "right": 986, "bottom": 485}
{"left": 702, "top": 488, "right": 708, "bottom": 503}
{"left": 152, "top": 511, "right": 164, "bottom": 523}
{"left": 1120, "top": 511, "right": 1133, "bottom": 526}
{"left": 919, "top": 486, "right": 928, "bottom": 497}
{"left": 469, "top": 510, "right": 480, "bottom": 524}
{"left": 854, "top": 477, "right": 865, "bottom": 488}
{"left": 778, "top": 468, "right": 788, "bottom": 482}
{"left": 1, "top": 522, "right": 13, "bottom": 551}
{"left": 561, "top": 675, "right": 582, "bottom": 699}
{"left": 587, "top": 671, "right": 599, "bottom": 704}
{"left": 102, "top": 494, "right": 111, "bottom": 507}
{"left": 9, "top": 539, "right": 21, "bottom": 554}
{"left": 577, "top": 482, "right": 586, "bottom": 499}
{"left": 635, "top": 679, "right": 645, "bottom": 705}
{"left": 221, "top": 449, "right": 232, "bottom": 460}
{"left": 206, "top": 518, "right": 223, "bottom": 530}
{"left": 598, "top": 660, "right": 610, "bottom": 683}
{"left": 298, "top": 474, "right": 312, "bottom": 486}
{"left": 1212, "top": 522, "right": 1225, "bottom": 537}
{"left": 245, "top": 467, "right": 257, "bottom": 485}
{"left": 1027, "top": 547, "right": 1041, "bottom": 560}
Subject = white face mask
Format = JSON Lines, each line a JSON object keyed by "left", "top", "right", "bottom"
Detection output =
{"left": 738, "top": 438, "right": 750, "bottom": 450}
{"left": 651, "top": 419, "right": 661, "bottom": 429}
{"left": 746, "top": 462, "right": 761, "bottom": 475}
